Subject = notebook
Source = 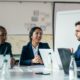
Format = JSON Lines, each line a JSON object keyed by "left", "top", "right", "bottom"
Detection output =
{"left": 58, "top": 48, "right": 71, "bottom": 74}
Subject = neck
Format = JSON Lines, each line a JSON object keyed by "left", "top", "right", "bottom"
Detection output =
{"left": 32, "top": 41, "right": 39, "bottom": 48}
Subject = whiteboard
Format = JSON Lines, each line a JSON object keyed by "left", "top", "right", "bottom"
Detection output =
{"left": 54, "top": 2, "right": 80, "bottom": 70}
{"left": 54, "top": 2, "right": 80, "bottom": 52}
{"left": 55, "top": 10, "right": 80, "bottom": 52}
{"left": 0, "top": 2, "right": 52, "bottom": 34}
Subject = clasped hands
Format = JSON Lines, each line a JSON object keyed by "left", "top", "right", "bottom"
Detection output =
{"left": 32, "top": 55, "right": 43, "bottom": 64}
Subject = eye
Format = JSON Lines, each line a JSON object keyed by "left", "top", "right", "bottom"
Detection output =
{"left": 35, "top": 32, "right": 38, "bottom": 35}
{"left": 76, "top": 30, "right": 80, "bottom": 32}
{"left": 37, "top": 32, "right": 42, "bottom": 35}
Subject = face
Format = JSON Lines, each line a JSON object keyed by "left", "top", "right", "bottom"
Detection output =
{"left": 75, "top": 25, "right": 80, "bottom": 41}
{"left": 0, "top": 31, "right": 6, "bottom": 44}
{"left": 31, "top": 29, "right": 42, "bottom": 44}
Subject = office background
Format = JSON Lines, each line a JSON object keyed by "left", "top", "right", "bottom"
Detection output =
{"left": 0, "top": 0, "right": 80, "bottom": 69}
{"left": 0, "top": 2, "right": 53, "bottom": 55}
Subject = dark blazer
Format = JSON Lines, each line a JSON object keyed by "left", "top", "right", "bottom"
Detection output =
{"left": 0, "top": 42, "right": 13, "bottom": 57}
{"left": 20, "top": 42, "right": 50, "bottom": 66}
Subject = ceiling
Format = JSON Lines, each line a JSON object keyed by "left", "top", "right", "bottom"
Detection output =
{"left": 0, "top": 0, "right": 80, "bottom": 2}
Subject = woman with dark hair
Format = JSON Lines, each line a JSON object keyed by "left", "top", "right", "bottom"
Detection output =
{"left": 20, "top": 27, "right": 50, "bottom": 66}
{"left": 0, "top": 26, "right": 15, "bottom": 67}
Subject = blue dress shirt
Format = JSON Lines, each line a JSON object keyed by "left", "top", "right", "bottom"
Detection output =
{"left": 74, "top": 45, "right": 80, "bottom": 67}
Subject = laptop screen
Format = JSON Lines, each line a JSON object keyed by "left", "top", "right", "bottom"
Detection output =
{"left": 58, "top": 48, "right": 72, "bottom": 74}
{"left": 39, "top": 49, "right": 53, "bottom": 71}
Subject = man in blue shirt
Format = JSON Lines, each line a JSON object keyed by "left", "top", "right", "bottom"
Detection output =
{"left": 74, "top": 21, "right": 80, "bottom": 67}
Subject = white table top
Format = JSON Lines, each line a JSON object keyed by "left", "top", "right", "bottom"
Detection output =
{"left": 0, "top": 65, "right": 79, "bottom": 80}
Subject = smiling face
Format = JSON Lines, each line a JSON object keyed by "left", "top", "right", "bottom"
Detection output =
{"left": 75, "top": 25, "right": 80, "bottom": 41}
{"left": 31, "top": 29, "right": 42, "bottom": 44}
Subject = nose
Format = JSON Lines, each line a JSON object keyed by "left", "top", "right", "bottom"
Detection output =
{"left": 38, "top": 33, "right": 42, "bottom": 37}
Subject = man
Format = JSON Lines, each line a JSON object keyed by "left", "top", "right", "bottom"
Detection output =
{"left": 74, "top": 21, "right": 80, "bottom": 67}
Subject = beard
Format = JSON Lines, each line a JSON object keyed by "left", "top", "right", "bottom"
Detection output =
{"left": 77, "top": 38, "right": 80, "bottom": 41}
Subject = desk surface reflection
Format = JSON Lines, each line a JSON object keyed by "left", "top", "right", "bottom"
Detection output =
{"left": 0, "top": 65, "right": 79, "bottom": 80}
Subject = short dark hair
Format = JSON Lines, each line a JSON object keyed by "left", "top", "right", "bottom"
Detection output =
{"left": 29, "top": 27, "right": 42, "bottom": 41}
{"left": 75, "top": 21, "right": 80, "bottom": 26}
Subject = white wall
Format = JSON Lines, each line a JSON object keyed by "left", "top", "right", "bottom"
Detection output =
{"left": 54, "top": 2, "right": 80, "bottom": 69}
{"left": 0, "top": 2, "right": 52, "bottom": 35}
{"left": 55, "top": 11, "right": 80, "bottom": 52}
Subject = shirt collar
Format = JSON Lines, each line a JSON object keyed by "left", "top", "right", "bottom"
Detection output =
{"left": 32, "top": 45, "right": 39, "bottom": 56}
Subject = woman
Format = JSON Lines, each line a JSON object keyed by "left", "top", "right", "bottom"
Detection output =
{"left": 0, "top": 26, "right": 15, "bottom": 68}
{"left": 20, "top": 27, "right": 50, "bottom": 66}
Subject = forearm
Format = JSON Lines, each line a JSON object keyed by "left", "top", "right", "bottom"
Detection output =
{"left": 20, "top": 59, "right": 32, "bottom": 66}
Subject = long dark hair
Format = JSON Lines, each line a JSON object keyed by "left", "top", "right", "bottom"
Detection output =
{"left": 29, "top": 27, "right": 42, "bottom": 41}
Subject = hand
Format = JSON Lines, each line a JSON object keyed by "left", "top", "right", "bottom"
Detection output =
{"left": 10, "top": 57, "right": 15, "bottom": 68}
{"left": 32, "top": 55, "right": 43, "bottom": 64}
{"left": 70, "top": 48, "right": 74, "bottom": 53}
{"left": 69, "top": 48, "right": 74, "bottom": 53}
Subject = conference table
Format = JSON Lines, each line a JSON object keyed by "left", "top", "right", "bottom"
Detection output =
{"left": 0, "top": 65, "right": 79, "bottom": 80}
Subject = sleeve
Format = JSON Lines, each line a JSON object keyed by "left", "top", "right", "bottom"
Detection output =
{"left": 39, "top": 42, "right": 50, "bottom": 49}
{"left": 44, "top": 43, "right": 50, "bottom": 48}
{"left": 20, "top": 46, "right": 32, "bottom": 66}
{"left": 6, "top": 43, "right": 13, "bottom": 57}
{"left": 74, "top": 45, "right": 80, "bottom": 60}
{"left": 75, "top": 60, "right": 80, "bottom": 67}
{"left": 74, "top": 45, "right": 80, "bottom": 67}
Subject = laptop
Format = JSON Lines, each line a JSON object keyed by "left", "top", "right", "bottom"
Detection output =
{"left": 58, "top": 48, "right": 80, "bottom": 77}
{"left": 0, "top": 55, "right": 4, "bottom": 69}
{"left": 39, "top": 49, "right": 53, "bottom": 74}
{"left": 0, "top": 54, "right": 10, "bottom": 69}
{"left": 58, "top": 48, "right": 71, "bottom": 75}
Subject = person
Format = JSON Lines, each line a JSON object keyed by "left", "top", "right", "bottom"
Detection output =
{"left": 74, "top": 21, "right": 80, "bottom": 67}
{"left": 0, "top": 26, "right": 15, "bottom": 68}
{"left": 20, "top": 27, "right": 50, "bottom": 66}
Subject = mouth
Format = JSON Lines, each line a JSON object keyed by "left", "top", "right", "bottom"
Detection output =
{"left": 37, "top": 38, "right": 41, "bottom": 41}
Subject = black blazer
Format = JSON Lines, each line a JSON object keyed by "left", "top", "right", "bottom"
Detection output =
{"left": 20, "top": 42, "right": 50, "bottom": 66}
{"left": 0, "top": 42, "right": 13, "bottom": 57}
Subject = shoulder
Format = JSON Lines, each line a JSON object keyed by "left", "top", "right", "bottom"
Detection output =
{"left": 39, "top": 42, "right": 50, "bottom": 48}
{"left": 39, "top": 42, "right": 49, "bottom": 45}
{"left": 22, "top": 42, "right": 31, "bottom": 49}
{"left": 5, "top": 42, "right": 11, "bottom": 47}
